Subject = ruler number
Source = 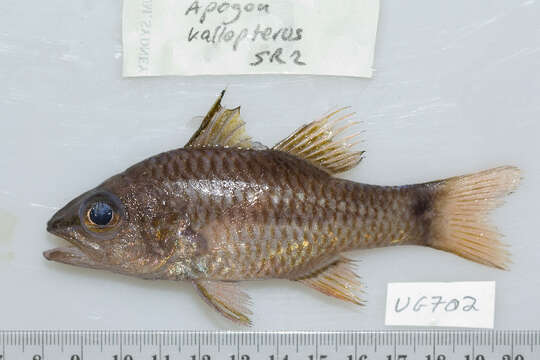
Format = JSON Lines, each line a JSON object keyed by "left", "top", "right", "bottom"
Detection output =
{"left": 192, "top": 355, "right": 211, "bottom": 360}
{"left": 308, "top": 355, "right": 327, "bottom": 360}
{"left": 270, "top": 355, "right": 289, "bottom": 360}
{"left": 152, "top": 356, "right": 170, "bottom": 360}
{"left": 503, "top": 356, "right": 525, "bottom": 360}
{"left": 113, "top": 355, "right": 133, "bottom": 360}
{"left": 387, "top": 356, "right": 407, "bottom": 360}
{"left": 426, "top": 356, "right": 446, "bottom": 360}
{"left": 347, "top": 356, "right": 367, "bottom": 360}
{"left": 465, "top": 356, "right": 485, "bottom": 360}
{"left": 231, "top": 355, "right": 250, "bottom": 360}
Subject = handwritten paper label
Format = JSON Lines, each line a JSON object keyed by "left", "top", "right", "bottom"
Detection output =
{"left": 122, "top": 0, "right": 380, "bottom": 77}
{"left": 385, "top": 282, "right": 496, "bottom": 329}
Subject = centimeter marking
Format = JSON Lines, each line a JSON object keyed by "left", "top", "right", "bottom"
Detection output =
{"left": 0, "top": 331, "right": 537, "bottom": 360}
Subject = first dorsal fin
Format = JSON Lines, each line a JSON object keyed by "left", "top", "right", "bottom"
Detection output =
{"left": 186, "top": 90, "right": 255, "bottom": 149}
{"left": 273, "top": 108, "right": 365, "bottom": 174}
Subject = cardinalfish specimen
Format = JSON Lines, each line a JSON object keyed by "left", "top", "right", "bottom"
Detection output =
{"left": 45, "top": 91, "right": 521, "bottom": 325}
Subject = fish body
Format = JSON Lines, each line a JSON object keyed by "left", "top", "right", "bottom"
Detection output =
{"left": 96, "top": 147, "right": 426, "bottom": 281}
{"left": 45, "top": 92, "right": 521, "bottom": 324}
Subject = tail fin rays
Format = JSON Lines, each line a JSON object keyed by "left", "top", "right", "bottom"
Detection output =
{"left": 428, "top": 166, "right": 521, "bottom": 270}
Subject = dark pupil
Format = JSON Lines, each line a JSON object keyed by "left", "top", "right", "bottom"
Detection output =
{"left": 89, "top": 202, "right": 113, "bottom": 226}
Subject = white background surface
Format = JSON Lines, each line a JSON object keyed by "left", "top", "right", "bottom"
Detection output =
{"left": 0, "top": 0, "right": 539, "bottom": 330}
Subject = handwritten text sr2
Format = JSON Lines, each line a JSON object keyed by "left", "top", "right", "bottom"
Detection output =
{"left": 184, "top": 1, "right": 307, "bottom": 66}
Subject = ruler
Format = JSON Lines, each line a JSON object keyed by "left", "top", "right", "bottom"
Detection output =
{"left": 0, "top": 331, "right": 538, "bottom": 360}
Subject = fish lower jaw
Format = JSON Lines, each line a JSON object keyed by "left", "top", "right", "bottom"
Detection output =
{"left": 43, "top": 246, "right": 99, "bottom": 269}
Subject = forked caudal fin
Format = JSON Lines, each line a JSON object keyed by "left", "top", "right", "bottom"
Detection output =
{"left": 428, "top": 166, "right": 521, "bottom": 270}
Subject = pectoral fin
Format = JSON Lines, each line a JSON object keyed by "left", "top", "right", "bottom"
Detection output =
{"left": 193, "top": 280, "right": 253, "bottom": 325}
{"left": 295, "top": 257, "right": 364, "bottom": 305}
{"left": 273, "top": 108, "right": 364, "bottom": 174}
{"left": 186, "top": 91, "right": 260, "bottom": 149}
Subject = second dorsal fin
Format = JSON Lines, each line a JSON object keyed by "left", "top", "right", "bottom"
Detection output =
{"left": 273, "top": 108, "right": 365, "bottom": 174}
{"left": 186, "top": 91, "right": 255, "bottom": 149}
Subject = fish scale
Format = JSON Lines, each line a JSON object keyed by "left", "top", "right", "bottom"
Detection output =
{"left": 142, "top": 149, "right": 475, "bottom": 276}
{"left": 123, "top": 148, "right": 427, "bottom": 280}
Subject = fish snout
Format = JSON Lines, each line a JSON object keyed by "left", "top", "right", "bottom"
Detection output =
{"left": 46, "top": 196, "right": 84, "bottom": 237}
{"left": 46, "top": 212, "right": 70, "bottom": 236}
{"left": 46, "top": 209, "right": 82, "bottom": 243}
{"left": 46, "top": 190, "right": 89, "bottom": 236}
{"left": 46, "top": 216, "right": 60, "bottom": 233}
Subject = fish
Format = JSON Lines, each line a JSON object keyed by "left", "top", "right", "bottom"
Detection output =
{"left": 44, "top": 91, "right": 521, "bottom": 325}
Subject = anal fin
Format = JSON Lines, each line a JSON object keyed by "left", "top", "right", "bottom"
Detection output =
{"left": 193, "top": 280, "right": 253, "bottom": 326}
{"left": 295, "top": 257, "right": 364, "bottom": 306}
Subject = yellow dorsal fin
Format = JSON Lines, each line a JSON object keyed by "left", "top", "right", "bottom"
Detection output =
{"left": 273, "top": 108, "right": 365, "bottom": 174}
{"left": 186, "top": 90, "right": 255, "bottom": 149}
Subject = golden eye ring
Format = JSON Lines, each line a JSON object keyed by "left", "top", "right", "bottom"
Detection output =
{"left": 84, "top": 201, "right": 120, "bottom": 233}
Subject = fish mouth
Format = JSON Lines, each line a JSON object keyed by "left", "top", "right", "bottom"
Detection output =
{"left": 45, "top": 220, "right": 102, "bottom": 269}
{"left": 43, "top": 245, "right": 99, "bottom": 268}
{"left": 43, "top": 244, "right": 104, "bottom": 270}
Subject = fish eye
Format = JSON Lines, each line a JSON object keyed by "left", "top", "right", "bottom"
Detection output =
{"left": 88, "top": 201, "right": 113, "bottom": 226}
{"left": 80, "top": 191, "right": 123, "bottom": 234}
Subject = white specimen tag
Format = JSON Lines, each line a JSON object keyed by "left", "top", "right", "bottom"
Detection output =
{"left": 385, "top": 282, "right": 496, "bottom": 329}
{"left": 122, "top": 0, "right": 380, "bottom": 77}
